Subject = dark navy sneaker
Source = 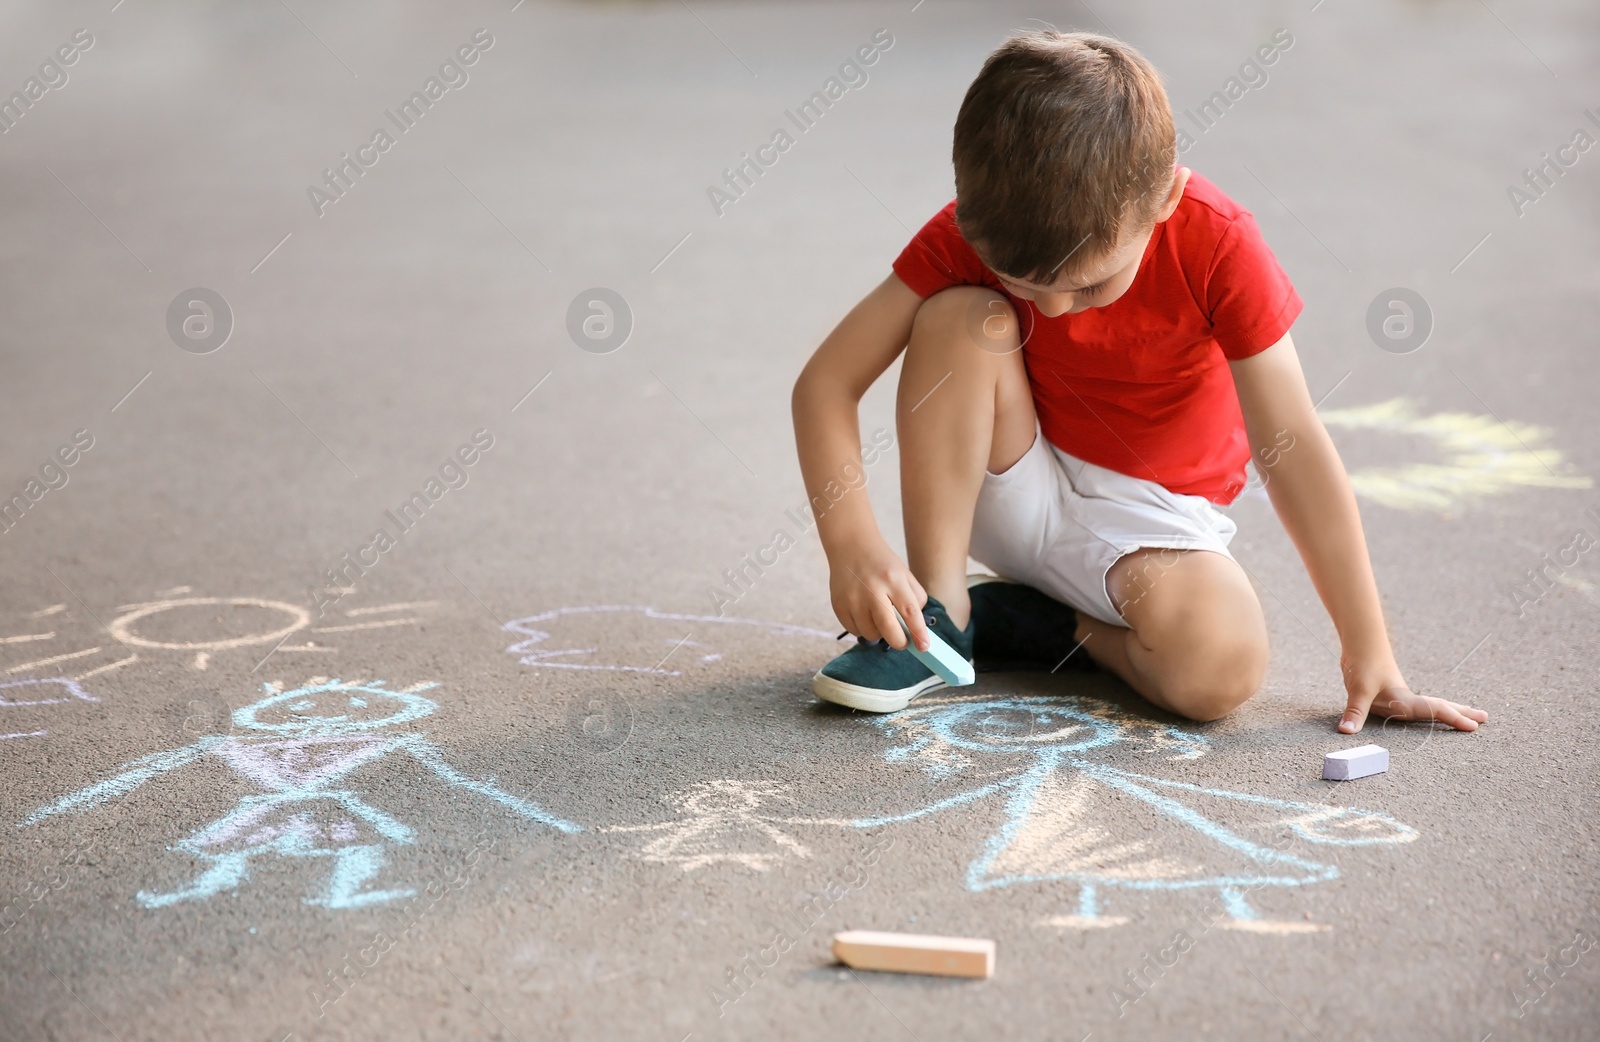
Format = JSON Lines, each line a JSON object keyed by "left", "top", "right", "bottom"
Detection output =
{"left": 966, "top": 575, "right": 1096, "bottom": 674}
{"left": 812, "top": 596, "right": 974, "bottom": 713}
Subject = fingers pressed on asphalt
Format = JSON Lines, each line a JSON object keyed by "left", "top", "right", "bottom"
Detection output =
{"left": 1357, "top": 690, "right": 1486, "bottom": 733}
{"left": 1339, "top": 697, "right": 1371, "bottom": 733}
{"left": 1429, "top": 699, "right": 1479, "bottom": 731}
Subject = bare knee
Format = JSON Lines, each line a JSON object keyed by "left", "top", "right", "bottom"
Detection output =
{"left": 1158, "top": 632, "right": 1268, "bottom": 722}
{"left": 1112, "top": 549, "right": 1268, "bottom": 721}
{"left": 899, "top": 288, "right": 1033, "bottom": 471}
{"left": 909, "top": 286, "right": 1019, "bottom": 359}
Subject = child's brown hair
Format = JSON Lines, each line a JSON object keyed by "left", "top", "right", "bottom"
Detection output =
{"left": 952, "top": 30, "right": 1176, "bottom": 283}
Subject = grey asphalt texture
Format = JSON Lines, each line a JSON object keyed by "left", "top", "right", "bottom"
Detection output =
{"left": 1, "top": 1, "right": 1597, "bottom": 1040}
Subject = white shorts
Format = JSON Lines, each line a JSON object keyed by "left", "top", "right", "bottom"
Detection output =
{"left": 969, "top": 428, "right": 1238, "bottom": 627}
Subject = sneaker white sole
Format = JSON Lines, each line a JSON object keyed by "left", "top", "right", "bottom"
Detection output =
{"left": 810, "top": 670, "right": 948, "bottom": 714}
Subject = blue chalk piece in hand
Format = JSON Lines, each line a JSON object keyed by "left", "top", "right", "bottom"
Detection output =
{"left": 896, "top": 610, "right": 975, "bottom": 687}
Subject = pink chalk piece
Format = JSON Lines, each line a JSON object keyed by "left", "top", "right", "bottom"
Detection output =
{"left": 1322, "top": 744, "right": 1388, "bottom": 781}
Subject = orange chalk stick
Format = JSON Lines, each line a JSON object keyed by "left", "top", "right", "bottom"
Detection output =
{"left": 831, "top": 930, "right": 995, "bottom": 979}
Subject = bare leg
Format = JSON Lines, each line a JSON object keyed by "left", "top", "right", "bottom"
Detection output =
{"left": 1075, "top": 547, "right": 1269, "bottom": 721}
{"left": 897, "top": 287, "right": 1036, "bottom": 629}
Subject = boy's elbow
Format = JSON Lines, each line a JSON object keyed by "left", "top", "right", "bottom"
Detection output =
{"left": 791, "top": 367, "right": 817, "bottom": 421}
{"left": 792, "top": 362, "right": 851, "bottom": 417}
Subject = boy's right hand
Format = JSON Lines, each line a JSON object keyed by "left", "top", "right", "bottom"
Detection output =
{"left": 829, "top": 538, "right": 932, "bottom": 652}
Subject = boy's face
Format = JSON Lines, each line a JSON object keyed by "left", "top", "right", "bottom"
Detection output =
{"left": 988, "top": 227, "right": 1155, "bottom": 319}
{"left": 982, "top": 166, "right": 1190, "bottom": 319}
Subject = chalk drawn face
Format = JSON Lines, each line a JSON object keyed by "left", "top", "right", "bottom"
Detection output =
{"left": 676, "top": 780, "right": 786, "bottom": 815}
{"left": 941, "top": 702, "right": 1121, "bottom": 754}
{"left": 877, "top": 695, "right": 1210, "bottom": 778}
{"left": 233, "top": 684, "right": 435, "bottom": 733}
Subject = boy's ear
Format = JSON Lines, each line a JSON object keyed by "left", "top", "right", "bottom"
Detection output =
{"left": 1154, "top": 166, "right": 1191, "bottom": 222}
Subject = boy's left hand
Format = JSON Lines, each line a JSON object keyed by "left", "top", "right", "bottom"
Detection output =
{"left": 1339, "top": 657, "right": 1488, "bottom": 734}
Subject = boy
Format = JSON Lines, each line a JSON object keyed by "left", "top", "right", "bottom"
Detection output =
{"left": 791, "top": 30, "right": 1486, "bottom": 735}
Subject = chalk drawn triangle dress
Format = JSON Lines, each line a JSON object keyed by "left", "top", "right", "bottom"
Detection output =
{"left": 850, "top": 695, "right": 1415, "bottom": 929}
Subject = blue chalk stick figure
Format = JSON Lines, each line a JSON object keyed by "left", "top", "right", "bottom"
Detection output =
{"left": 847, "top": 694, "right": 1417, "bottom": 931}
{"left": 20, "top": 678, "right": 579, "bottom": 909}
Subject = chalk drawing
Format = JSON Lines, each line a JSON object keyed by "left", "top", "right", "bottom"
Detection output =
{"left": 0, "top": 677, "right": 99, "bottom": 707}
{"left": 841, "top": 694, "right": 1416, "bottom": 931}
{"left": 74, "top": 655, "right": 136, "bottom": 681}
{"left": 1321, "top": 398, "right": 1590, "bottom": 512}
{"left": 0, "top": 622, "right": 139, "bottom": 682}
{"left": 109, "top": 597, "right": 311, "bottom": 650}
{"left": 346, "top": 601, "right": 439, "bottom": 617}
{"left": 311, "top": 619, "right": 419, "bottom": 633}
{"left": 605, "top": 780, "right": 811, "bottom": 871}
{"left": 504, "top": 606, "right": 836, "bottom": 675}
{"left": 4, "top": 647, "right": 101, "bottom": 674}
{"left": 3, "top": 593, "right": 434, "bottom": 681}
{"left": 21, "top": 678, "right": 579, "bottom": 909}
{"left": 0, "top": 677, "right": 100, "bottom": 743}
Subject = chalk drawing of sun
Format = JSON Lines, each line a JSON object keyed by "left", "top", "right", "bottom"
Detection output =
{"left": 1321, "top": 398, "right": 1589, "bottom": 512}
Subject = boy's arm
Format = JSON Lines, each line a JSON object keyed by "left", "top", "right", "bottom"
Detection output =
{"left": 792, "top": 273, "right": 933, "bottom": 651}
{"left": 1229, "top": 334, "right": 1488, "bottom": 733}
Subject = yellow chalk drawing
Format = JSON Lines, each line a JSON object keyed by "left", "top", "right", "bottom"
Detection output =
{"left": 605, "top": 780, "right": 812, "bottom": 872}
{"left": 1320, "top": 398, "right": 1590, "bottom": 512}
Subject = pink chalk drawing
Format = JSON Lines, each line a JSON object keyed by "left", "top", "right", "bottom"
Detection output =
{"left": 20, "top": 678, "right": 579, "bottom": 909}
{"left": 503, "top": 605, "right": 836, "bottom": 675}
{"left": 0, "top": 677, "right": 100, "bottom": 740}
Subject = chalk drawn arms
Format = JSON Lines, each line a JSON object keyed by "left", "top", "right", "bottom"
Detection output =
{"left": 397, "top": 736, "right": 581, "bottom": 833}
{"left": 20, "top": 736, "right": 224, "bottom": 826}
{"left": 777, "top": 777, "right": 1023, "bottom": 829}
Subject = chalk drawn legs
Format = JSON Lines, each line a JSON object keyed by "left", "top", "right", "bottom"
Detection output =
{"left": 25, "top": 679, "right": 577, "bottom": 911}
{"left": 138, "top": 852, "right": 252, "bottom": 909}
{"left": 308, "top": 845, "right": 414, "bottom": 909}
{"left": 1211, "top": 887, "right": 1330, "bottom": 934}
{"left": 1042, "top": 884, "right": 1131, "bottom": 930}
{"left": 137, "top": 842, "right": 412, "bottom": 909}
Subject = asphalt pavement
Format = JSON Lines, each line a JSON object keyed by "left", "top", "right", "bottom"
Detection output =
{"left": 0, "top": 1, "right": 1596, "bottom": 1040}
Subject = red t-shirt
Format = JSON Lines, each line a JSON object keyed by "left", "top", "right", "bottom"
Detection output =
{"left": 892, "top": 171, "right": 1301, "bottom": 503}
